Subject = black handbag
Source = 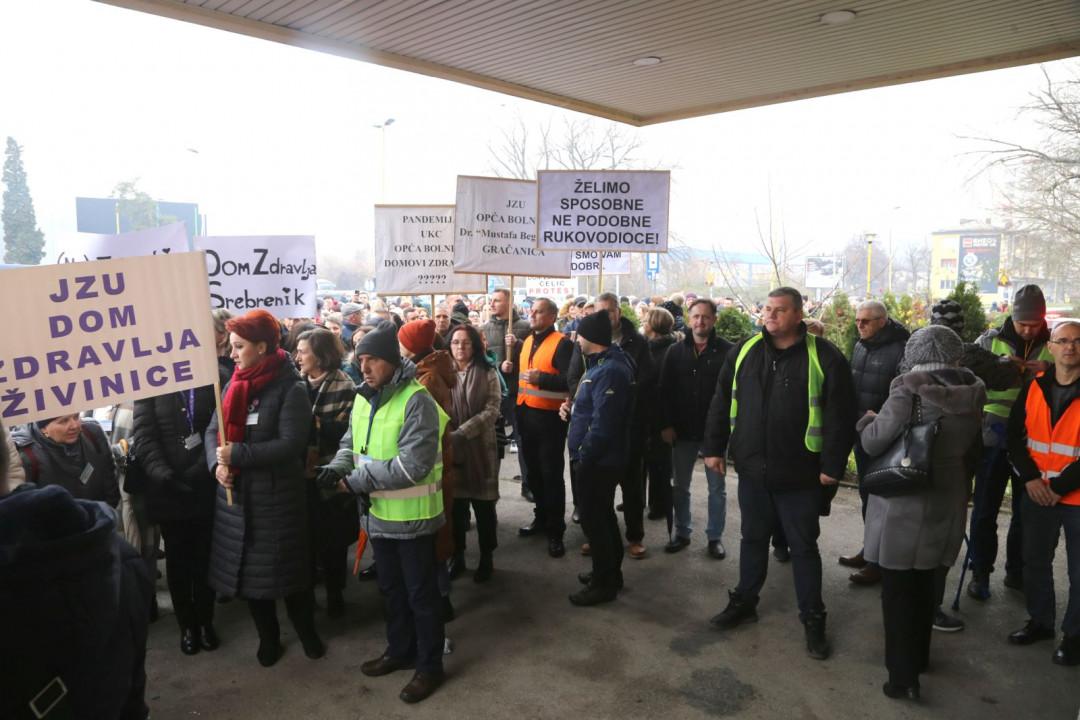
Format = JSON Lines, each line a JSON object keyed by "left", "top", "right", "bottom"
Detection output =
{"left": 862, "top": 394, "right": 939, "bottom": 497}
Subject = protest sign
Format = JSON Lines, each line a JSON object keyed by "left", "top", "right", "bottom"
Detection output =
{"left": 0, "top": 253, "right": 219, "bottom": 427}
{"left": 43, "top": 222, "right": 190, "bottom": 264}
{"left": 524, "top": 277, "right": 577, "bottom": 300}
{"left": 374, "top": 205, "right": 485, "bottom": 295}
{"left": 536, "top": 170, "right": 670, "bottom": 252}
{"left": 193, "top": 236, "right": 317, "bottom": 317}
{"left": 453, "top": 176, "right": 572, "bottom": 278}
{"left": 571, "top": 250, "right": 630, "bottom": 277}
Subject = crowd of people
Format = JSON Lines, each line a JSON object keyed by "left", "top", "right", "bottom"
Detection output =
{"left": 2, "top": 280, "right": 1079, "bottom": 716}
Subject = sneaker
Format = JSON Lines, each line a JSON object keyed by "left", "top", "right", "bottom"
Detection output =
{"left": 932, "top": 609, "right": 965, "bottom": 632}
{"left": 709, "top": 590, "right": 758, "bottom": 629}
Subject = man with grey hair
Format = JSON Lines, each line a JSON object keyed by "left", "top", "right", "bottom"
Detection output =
{"left": 840, "top": 299, "right": 910, "bottom": 585}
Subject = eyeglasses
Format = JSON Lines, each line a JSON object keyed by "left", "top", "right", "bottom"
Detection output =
{"left": 854, "top": 317, "right": 884, "bottom": 325}
{"left": 1049, "top": 338, "right": 1080, "bottom": 348}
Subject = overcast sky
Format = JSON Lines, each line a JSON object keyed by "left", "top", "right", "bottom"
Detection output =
{"left": 1, "top": 0, "right": 1071, "bottom": 266}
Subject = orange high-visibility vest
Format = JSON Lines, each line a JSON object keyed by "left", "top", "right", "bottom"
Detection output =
{"left": 516, "top": 331, "right": 567, "bottom": 411}
{"left": 1024, "top": 375, "right": 1080, "bottom": 507}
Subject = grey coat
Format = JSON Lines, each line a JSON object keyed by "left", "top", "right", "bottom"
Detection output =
{"left": 858, "top": 367, "right": 985, "bottom": 570}
{"left": 449, "top": 365, "right": 502, "bottom": 501}
{"left": 205, "top": 363, "right": 310, "bottom": 599}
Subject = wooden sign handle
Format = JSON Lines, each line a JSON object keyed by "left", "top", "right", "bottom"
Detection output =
{"left": 213, "top": 380, "right": 233, "bottom": 506}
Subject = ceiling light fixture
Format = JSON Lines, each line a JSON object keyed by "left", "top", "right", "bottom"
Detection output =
{"left": 820, "top": 10, "right": 856, "bottom": 25}
{"left": 632, "top": 56, "right": 662, "bottom": 67}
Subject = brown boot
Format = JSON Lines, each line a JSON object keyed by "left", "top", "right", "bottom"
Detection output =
{"left": 849, "top": 563, "right": 882, "bottom": 586}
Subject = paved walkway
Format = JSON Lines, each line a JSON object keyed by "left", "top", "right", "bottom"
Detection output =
{"left": 144, "top": 462, "right": 1078, "bottom": 719}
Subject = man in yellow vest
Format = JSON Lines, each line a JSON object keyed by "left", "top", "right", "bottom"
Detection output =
{"left": 1006, "top": 319, "right": 1080, "bottom": 664}
{"left": 504, "top": 297, "right": 574, "bottom": 558}
{"left": 702, "top": 287, "right": 857, "bottom": 660}
{"left": 318, "top": 323, "right": 449, "bottom": 704}
{"left": 968, "top": 284, "right": 1053, "bottom": 600}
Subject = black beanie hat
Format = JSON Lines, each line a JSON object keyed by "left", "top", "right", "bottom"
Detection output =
{"left": 576, "top": 311, "right": 612, "bottom": 346}
{"left": 354, "top": 322, "right": 401, "bottom": 366}
{"left": 931, "top": 299, "right": 965, "bottom": 334}
{"left": 1012, "top": 284, "right": 1046, "bottom": 323}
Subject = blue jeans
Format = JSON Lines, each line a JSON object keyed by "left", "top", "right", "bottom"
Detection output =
{"left": 671, "top": 440, "right": 726, "bottom": 542}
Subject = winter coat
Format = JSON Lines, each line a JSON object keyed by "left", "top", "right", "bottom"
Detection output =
{"left": 569, "top": 316, "right": 653, "bottom": 437}
{"left": 326, "top": 361, "right": 446, "bottom": 540}
{"left": 0, "top": 484, "right": 151, "bottom": 720}
{"left": 12, "top": 420, "right": 119, "bottom": 507}
{"left": 851, "top": 318, "right": 910, "bottom": 416}
{"left": 3, "top": 424, "right": 24, "bottom": 490}
{"left": 703, "top": 324, "right": 858, "bottom": 491}
{"left": 858, "top": 367, "right": 985, "bottom": 570}
{"left": 1007, "top": 370, "right": 1080, "bottom": 500}
{"left": 304, "top": 369, "right": 356, "bottom": 468}
{"left": 568, "top": 345, "right": 636, "bottom": 468}
{"left": 132, "top": 385, "right": 219, "bottom": 524}
{"left": 659, "top": 329, "right": 732, "bottom": 442}
{"left": 205, "top": 362, "right": 310, "bottom": 600}
{"left": 645, "top": 333, "right": 679, "bottom": 457}
{"left": 449, "top": 363, "right": 502, "bottom": 501}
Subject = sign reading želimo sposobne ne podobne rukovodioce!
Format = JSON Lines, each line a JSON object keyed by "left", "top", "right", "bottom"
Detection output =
{"left": 0, "top": 252, "right": 219, "bottom": 427}
{"left": 536, "top": 170, "right": 670, "bottom": 253}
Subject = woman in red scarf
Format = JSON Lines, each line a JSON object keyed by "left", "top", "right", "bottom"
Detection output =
{"left": 206, "top": 309, "right": 324, "bottom": 667}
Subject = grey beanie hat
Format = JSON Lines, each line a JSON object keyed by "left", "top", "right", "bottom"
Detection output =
{"left": 1012, "top": 284, "right": 1046, "bottom": 323}
{"left": 904, "top": 325, "right": 963, "bottom": 367}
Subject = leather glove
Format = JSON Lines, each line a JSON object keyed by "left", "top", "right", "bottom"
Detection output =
{"left": 316, "top": 465, "right": 344, "bottom": 491}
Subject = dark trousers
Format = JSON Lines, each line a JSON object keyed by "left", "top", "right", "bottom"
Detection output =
{"left": 880, "top": 568, "right": 936, "bottom": 688}
{"left": 159, "top": 519, "right": 214, "bottom": 630}
{"left": 577, "top": 462, "right": 624, "bottom": 590}
{"left": 969, "top": 440, "right": 1024, "bottom": 577}
{"left": 371, "top": 534, "right": 445, "bottom": 674}
{"left": 736, "top": 475, "right": 824, "bottom": 618}
{"left": 1022, "top": 496, "right": 1080, "bottom": 636}
{"left": 452, "top": 498, "right": 498, "bottom": 556}
{"left": 620, "top": 436, "right": 646, "bottom": 543}
{"left": 517, "top": 405, "right": 569, "bottom": 539}
{"left": 248, "top": 590, "right": 317, "bottom": 643}
{"left": 645, "top": 441, "right": 673, "bottom": 530}
{"left": 307, "top": 486, "right": 360, "bottom": 594}
{"left": 502, "top": 394, "right": 529, "bottom": 491}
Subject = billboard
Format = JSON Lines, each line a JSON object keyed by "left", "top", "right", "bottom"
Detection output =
{"left": 957, "top": 234, "right": 1001, "bottom": 294}
{"left": 805, "top": 256, "right": 843, "bottom": 289}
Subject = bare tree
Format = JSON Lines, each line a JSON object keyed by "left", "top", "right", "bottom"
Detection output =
{"left": 489, "top": 114, "right": 650, "bottom": 178}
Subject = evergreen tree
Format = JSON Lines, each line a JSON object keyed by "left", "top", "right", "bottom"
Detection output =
{"left": 2, "top": 137, "right": 45, "bottom": 265}
{"left": 714, "top": 306, "right": 754, "bottom": 343}
{"left": 946, "top": 281, "right": 989, "bottom": 343}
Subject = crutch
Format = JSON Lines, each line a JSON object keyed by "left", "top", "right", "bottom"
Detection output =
{"left": 951, "top": 534, "right": 972, "bottom": 611}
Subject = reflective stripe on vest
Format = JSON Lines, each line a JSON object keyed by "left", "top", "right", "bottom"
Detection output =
{"left": 516, "top": 331, "right": 567, "bottom": 411}
{"left": 985, "top": 336, "right": 1052, "bottom": 418}
{"left": 1023, "top": 377, "right": 1080, "bottom": 506}
{"left": 730, "top": 333, "right": 825, "bottom": 452}
{"left": 351, "top": 378, "right": 449, "bottom": 522}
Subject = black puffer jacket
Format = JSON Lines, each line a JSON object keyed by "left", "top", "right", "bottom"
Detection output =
{"left": 12, "top": 421, "right": 119, "bottom": 507}
{"left": 658, "top": 329, "right": 732, "bottom": 442}
{"left": 850, "top": 318, "right": 910, "bottom": 415}
{"left": 132, "top": 384, "right": 219, "bottom": 525}
{"left": 703, "top": 325, "right": 857, "bottom": 491}
{"left": 204, "top": 363, "right": 310, "bottom": 600}
{"left": 0, "top": 484, "right": 151, "bottom": 720}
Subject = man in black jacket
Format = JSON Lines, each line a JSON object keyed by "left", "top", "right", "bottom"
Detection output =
{"left": 703, "top": 287, "right": 857, "bottom": 660}
{"left": 841, "top": 300, "right": 909, "bottom": 585}
{"left": 658, "top": 299, "right": 732, "bottom": 558}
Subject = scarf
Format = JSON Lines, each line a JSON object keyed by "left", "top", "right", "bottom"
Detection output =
{"left": 450, "top": 363, "right": 494, "bottom": 479}
{"left": 222, "top": 348, "right": 288, "bottom": 445}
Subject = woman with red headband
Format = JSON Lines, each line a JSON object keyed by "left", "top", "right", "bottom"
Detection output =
{"left": 205, "top": 309, "right": 324, "bottom": 667}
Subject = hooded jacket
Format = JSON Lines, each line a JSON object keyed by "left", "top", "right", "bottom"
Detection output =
{"left": 327, "top": 359, "right": 446, "bottom": 540}
{"left": 0, "top": 484, "right": 151, "bottom": 720}
{"left": 567, "top": 344, "right": 636, "bottom": 468}
{"left": 850, "top": 317, "right": 910, "bottom": 415}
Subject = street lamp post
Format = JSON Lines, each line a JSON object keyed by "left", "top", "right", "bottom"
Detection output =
{"left": 373, "top": 118, "right": 395, "bottom": 201}
{"left": 865, "top": 232, "right": 877, "bottom": 297}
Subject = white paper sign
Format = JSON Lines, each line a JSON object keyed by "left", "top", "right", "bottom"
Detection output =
{"left": 374, "top": 206, "right": 485, "bottom": 295}
{"left": 571, "top": 250, "right": 630, "bottom": 277}
{"left": 537, "top": 170, "right": 670, "bottom": 252}
{"left": 44, "top": 222, "right": 189, "bottom": 264}
{"left": 0, "top": 253, "right": 218, "bottom": 426}
{"left": 193, "top": 236, "right": 317, "bottom": 318}
{"left": 453, "top": 176, "right": 571, "bottom": 278}
{"left": 524, "top": 277, "right": 577, "bottom": 300}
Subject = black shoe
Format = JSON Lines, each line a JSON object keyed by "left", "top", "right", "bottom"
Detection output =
{"left": 932, "top": 609, "right": 965, "bottom": 633}
{"left": 664, "top": 536, "right": 690, "bottom": 554}
{"left": 150, "top": 597, "right": 160, "bottom": 623}
{"left": 520, "top": 486, "right": 535, "bottom": 503}
{"left": 362, "top": 653, "right": 415, "bottom": 677}
{"left": 709, "top": 590, "right": 758, "bottom": 629}
{"left": 298, "top": 627, "right": 325, "bottom": 659}
{"left": 326, "top": 590, "right": 345, "bottom": 618}
{"left": 518, "top": 521, "right": 542, "bottom": 537}
{"left": 803, "top": 612, "right": 830, "bottom": 660}
{"left": 647, "top": 509, "right": 665, "bottom": 520}
{"left": 882, "top": 681, "right": 920, "bottom": 700}
{"left": 849, "top": 563, "right": 882, "bottom": 586}
{"left": 577, "top": 570, "right": 624, "bottom": 590}
{"left": 773, "top": 545, "right": 791, "bottom": 563}
{"left": 180, "top": 627, "right": 200, "bottom": 656}
{"left": 707, "top": 540, "right": 726, "bottom": 559}
{"left": 569, "top": 585, "right": 618, "bottom": 606}
{"left": 473, "top": 554, "right": 493, "bottom": 583}
{"left": 257, "top": 639, "right": 282, "bottom": 667}
{"left": 548, "top": 538, "right": 566, "bottom": 558}
{"left": 1008, "top": 620, "right": 1055, "bottom": 646}
{"left": 199, "top": 624, "right": 220, "bottom": 651}
{"left": 399, "top": 670, "right": 444, "bottom": 704}
{"left": 615, "top": 502, "right": 624, "bottom": 512}
{"left": 441, "top": 595, "right": 456, "bottom": 623}
{"left": 967, "top": 571, "right": 990, "bottom": 601}
{"left": 1004, "top": 571, "right": 1024, "bottom": 591}
{"left": 448, "top": 553, "right": 467, "bottom": 580}
{"left": 1053, "top": 635, "right": 1080, "bottom": 666}
{"left": 357, "top": 563, "right": 378, "bottom": 581}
